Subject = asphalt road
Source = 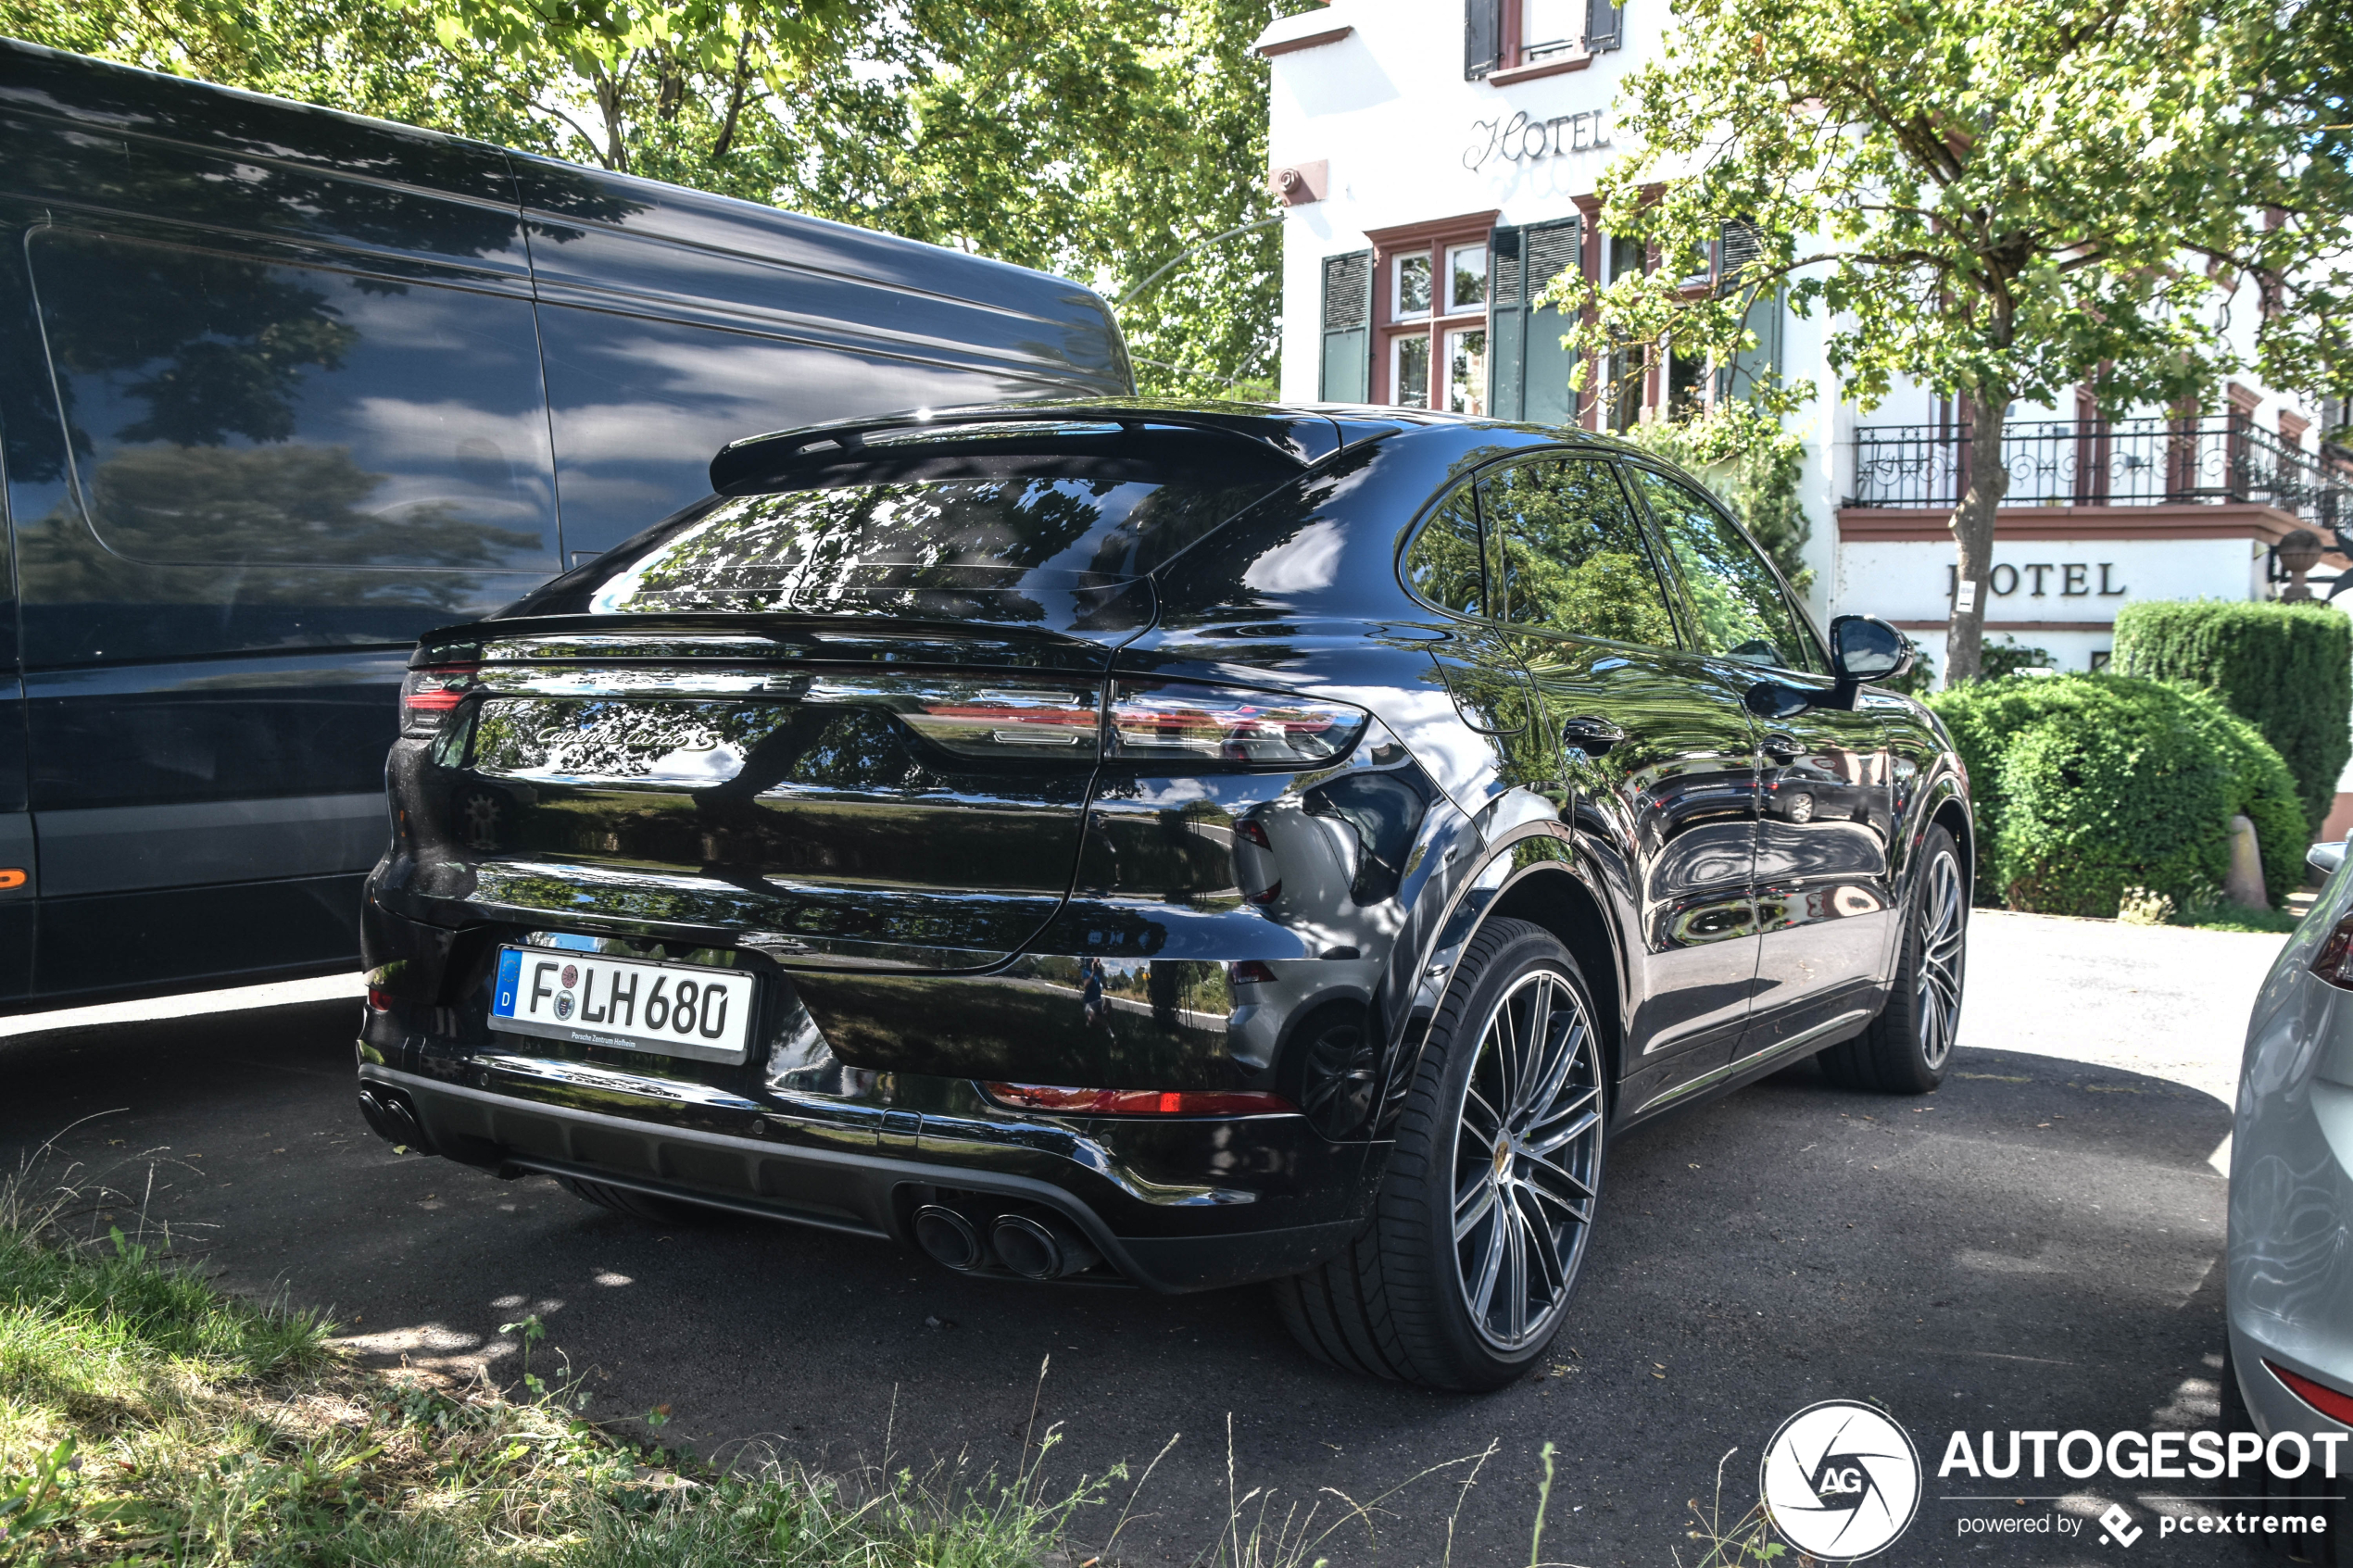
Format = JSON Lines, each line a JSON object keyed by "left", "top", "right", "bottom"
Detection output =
{"left": 0, "top": 912, "right": 2289, "bottom": 1565}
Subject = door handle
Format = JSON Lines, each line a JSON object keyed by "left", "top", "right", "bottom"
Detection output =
{"left": 1560, "top": 715, "right": 1629, "bottom": 754}
{"left": 1759, "top": 732, "right": 1806, "bottom": 762}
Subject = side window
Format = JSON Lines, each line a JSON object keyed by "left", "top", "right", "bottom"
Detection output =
{"left": 1403, "top": 484, "right": 1488, "bottom": 616}
{"left": 29, "top": 230, "right": 559, "bottom": 571}
{"left": 1630, "top": 467, "right": 1819, "bottom": 671}
{"left": 1477, "top": 455, "right": 1679, "bottom": 647}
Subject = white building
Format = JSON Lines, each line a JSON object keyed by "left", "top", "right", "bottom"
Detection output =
{"left": 1253, "top": 0, "right": 2353, "bottom": 681}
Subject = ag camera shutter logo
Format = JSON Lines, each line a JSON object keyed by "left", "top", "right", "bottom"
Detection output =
{"left": 1760, "top": 1400, "right": 1923, "bottom": 1560}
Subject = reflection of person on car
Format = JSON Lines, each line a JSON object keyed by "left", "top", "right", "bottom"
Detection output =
{"left": 1081, "top": 958, "right": 1109, "bottom": 1028}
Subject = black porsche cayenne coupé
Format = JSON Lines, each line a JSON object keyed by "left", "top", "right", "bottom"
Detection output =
{"left": 357, "top": 400, "right": 1972, "bottom": 1389}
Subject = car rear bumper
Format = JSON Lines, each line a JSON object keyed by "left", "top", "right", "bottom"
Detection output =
{"left": 355, "top": 1055, "right": 1368, "bottom": 1294}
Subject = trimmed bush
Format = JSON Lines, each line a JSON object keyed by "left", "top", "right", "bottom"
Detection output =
{"left": 1926, "top": 673, "right": 2303, "bottom": 916}
{"left": 2111, "top": 599, "right": 2353, "bottom": 834}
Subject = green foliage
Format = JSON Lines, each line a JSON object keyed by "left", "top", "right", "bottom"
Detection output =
{"left": 1928, "top": 672, "right": 2305, "bottom": 917}
{"left": 2111, "top": 599, "right": 2353, "bottom": 834}
{"left": 1540, "top": 0, "right": 2341, "bottom": 683}
{"left": 1886, "top": 636, "right": 2057, "bottom": 696}
{"left": 0, "top": 0, "right": 1315, "bottom": 395}
{"left": 2193, "top": 703, "right": 2309, "bottom": 905}
{"left": 1623, "top": 402, "right": 1813, "bottom": 596}
{"left": 1550, "top": 0, "right": 2324, "bottom": 418}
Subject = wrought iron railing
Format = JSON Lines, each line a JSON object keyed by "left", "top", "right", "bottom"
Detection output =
{"left": 1847, "top": 417, "right": 2353, "bottom": 537}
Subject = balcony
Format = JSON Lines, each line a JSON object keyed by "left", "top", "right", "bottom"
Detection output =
{"left": 1845, "top": 416, "right": 2353, "bottom": 542}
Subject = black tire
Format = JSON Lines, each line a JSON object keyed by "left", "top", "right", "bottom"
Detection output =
{"left": 1821, "top": 824, "right": 1965, "bottom": 1095}
{"left": 556, "top": 1175, "right": 702, "bottom": 1223}
{"left": 1272, "top": 918, "right": 1605, "bottom": 1390}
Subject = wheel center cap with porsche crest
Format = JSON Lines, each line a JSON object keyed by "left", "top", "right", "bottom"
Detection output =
{"left": 1759, "top": 1400, "right": 1921, "bottom": 1561}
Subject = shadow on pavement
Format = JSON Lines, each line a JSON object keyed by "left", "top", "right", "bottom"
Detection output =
{"left": 0, "top": 1001, "right": 2242, "bottom": 1566}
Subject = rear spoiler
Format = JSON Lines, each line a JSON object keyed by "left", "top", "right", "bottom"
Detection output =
{"left": 707, "top": 400, "right": 1398, "bottom": 494}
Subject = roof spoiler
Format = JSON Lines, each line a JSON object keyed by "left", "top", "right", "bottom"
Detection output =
{"left": 707, "top": 400, "right": 1372, "bottom": 494}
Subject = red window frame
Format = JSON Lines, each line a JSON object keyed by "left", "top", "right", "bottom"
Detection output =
{"left": 1365, "top": 211, "right": 1501, "bottom": 411}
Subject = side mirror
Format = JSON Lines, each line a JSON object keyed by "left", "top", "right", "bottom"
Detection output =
{"left": 1830, "top": 615, "right": 1913, "bottom": 684}
{"left": 2310, "top": 840, "right": 2347, "bottom": 879}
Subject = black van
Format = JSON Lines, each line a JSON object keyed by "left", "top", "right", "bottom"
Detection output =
{"left": 0, "top": 38, "right": 1133, "bottom": 1013}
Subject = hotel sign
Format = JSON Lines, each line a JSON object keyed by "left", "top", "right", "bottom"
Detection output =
{"left": 1464, "top": 108, "right": 1613, "bottom": 170}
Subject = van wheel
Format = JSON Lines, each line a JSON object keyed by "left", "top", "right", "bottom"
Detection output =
{"left": 1273, "top": 918, "right": 1604, "bottom": 1390}
{"left": 556, "top": 1175, "right": 700, "bottom": 1223}
{"left": 1821, "top": 824, "right": 1965, "bottom": 1094}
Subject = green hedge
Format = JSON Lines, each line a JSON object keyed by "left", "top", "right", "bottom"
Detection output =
{"left": 2111, "top": 599, "right": 2353, "bottom": 834}
{"left": 1927, "top": 673, "right": 2304, "bottom": 916}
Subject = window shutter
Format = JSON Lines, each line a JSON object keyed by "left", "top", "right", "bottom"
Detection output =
{"left": 1717, "top": 287, "right": 1784, "bottom": 405}
{"left": 1521, "top": 217, "right": 1583, "bottom": 428}
{"left": 1319, "top": 250, "right": 1372, "bottom": 403}
{"left": 1718, "top": 220, "right": 1763, "bottom": 281}
{"left": 1487, "top": 226, "right": 1525, "bottom": 420}
{"left": 1583, "top": 0, "right": 1622, "bottom": 51}
{"left": 1466, "top": 0, "right": 1502, "bottom": 78}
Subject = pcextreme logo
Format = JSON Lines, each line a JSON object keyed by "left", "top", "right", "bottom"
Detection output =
{"left": 1760, "top": 1400, "right": 1924, "bottom": 1561}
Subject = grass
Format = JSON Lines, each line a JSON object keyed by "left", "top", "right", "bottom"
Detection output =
{"left": 0, "top": 1158, "right": 1115, "bottom": 1566}
{"left": 0, "top": 1151, "right": 1617, "bottom": 1568}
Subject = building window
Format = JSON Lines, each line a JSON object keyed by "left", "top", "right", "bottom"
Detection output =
{"left": 1447, "top": 329, "right": 1489, "bottom": 414}
{"left": 1466, "top": 0, "right": 1618, "bottom": 79}
{"left": 1449, "top": 244, "right": 1489, "bottom": 313}
{"left": 1396, "top": 255, "right": 1433, "bottom": 318}
{"left": 1368, "top": 212, "right": 1502, "bottom": 410}
{"left": 1394, "top": 334, "right": 1431, "bottom": 407}
{"left": 1522, "top": 0, "right": 1579, "bottom": 55}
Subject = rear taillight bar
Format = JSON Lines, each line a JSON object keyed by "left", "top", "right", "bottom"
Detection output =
{"left": 982, "top": 1081, "right": 1298, "bottom": 1117}
{"left": 1106, "top": 681, "right": 1366, "bottom": 768}
{"left": 896, "top": 678, "right": 1367, "bottom": 770}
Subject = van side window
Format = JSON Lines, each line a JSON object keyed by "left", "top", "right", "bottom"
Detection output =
{"left": 28, "top": 231, "right": 558, "bottom": 572}
{"left": 1402, "top": 483, "right": 1488, "bottom": 616}
{"left": 1477, "top": 455, "right": 1679, "bottom": 647}
{"left": 1630, "top": 466, "right": 1821, "bottom": 672}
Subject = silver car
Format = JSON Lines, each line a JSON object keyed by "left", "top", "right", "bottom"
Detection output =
{"left": 2230, "top": 837, "right": 2353, "bottom": 1543}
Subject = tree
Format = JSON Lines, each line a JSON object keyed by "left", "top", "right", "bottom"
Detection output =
{"left": 1547, "top": 0, "right": 2318, "bottom": 684}
{"left": 5, "top": 0, "right": 1313, "bottom": 396}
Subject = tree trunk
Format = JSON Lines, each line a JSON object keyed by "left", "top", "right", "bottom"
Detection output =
{"left": 593, "top": 70, "right": 630, "bottom": 173}
{"left": 1943, "top": 394, "right": 2009, "bottom": 686}
{"left": 711, "top": 38, "right": 751, "bottom": 162}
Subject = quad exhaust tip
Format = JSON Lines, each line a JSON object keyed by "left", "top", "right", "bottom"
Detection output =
{"left": 990, "top": 1211, "right": 1101, "bottom": 1281}
{"left": 913, "top": 1202, "right": 1103, "bottom": 1281}
{"left": 356, "top": 1086, "right": 427, "bottom": 1151}
{"left": 912, "top": 1204, "right": 988, "bottom": 1272}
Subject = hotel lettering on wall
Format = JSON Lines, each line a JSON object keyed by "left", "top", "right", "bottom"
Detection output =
{"left": 1946, "top": 563, "right": 2130, "bottom": 600}
{"left": 1464, "top": 109, "right": 1613, "bottom": 170}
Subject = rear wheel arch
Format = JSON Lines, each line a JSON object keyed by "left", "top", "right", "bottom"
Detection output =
{"left": 1931, "top": 795, "right": 1974, "bottom": 898}
{"left": 1482, "top": 864, "right": 1628, "bottom": 1101}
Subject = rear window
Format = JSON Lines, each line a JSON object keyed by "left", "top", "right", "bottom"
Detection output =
{"left": 539, "top": 424, "right": 1294, "bottom": 626}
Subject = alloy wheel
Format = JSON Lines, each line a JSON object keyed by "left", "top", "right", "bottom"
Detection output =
{"left": 1916, "top": 850, "right": 1966, "bottom": 1070}
{"left": 1449, "top": 967, "right": 1603, "bottom": 1351}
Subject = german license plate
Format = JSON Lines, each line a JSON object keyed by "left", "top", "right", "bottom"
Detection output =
{"left": 491, "top": 947, "right": 757, "bottom": 1065}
